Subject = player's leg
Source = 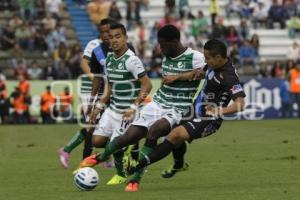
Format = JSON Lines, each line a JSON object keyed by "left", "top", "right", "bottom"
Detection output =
{"left": 59, "top": 127, "right": 88, "bottom": 169}
{"left": 128, "top": 118, "right": 171, "bottom": 185}
{"left": 161, "top": 142, "right": 189, "bottom": 178}
{"left": 98, "top": 102, "right": 160, "bottom": 162}
{"left": 131, "top": 120, "right": 214, "bottom": 174}
{"left": 82, "top": 128, "right": 93, "bottom": 159}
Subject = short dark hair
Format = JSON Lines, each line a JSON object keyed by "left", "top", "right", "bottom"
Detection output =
{"left": 204, "top": 39, "right": 227, "bottom": 58}
{"left": 157, "top": 25, "right": 180, "bottom": 41}
{"left": 110, "top": 22, "right": 127, "bottom": 35}
{"left": 99, "top": 18, "right": 116, "bottom": 26}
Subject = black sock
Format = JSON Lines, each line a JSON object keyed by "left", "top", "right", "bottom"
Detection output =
{"left": 172, "top": 142, "right": 186, "bottom": 169}
{"left": 82, "top": 128, "right": 93, "bottom": 159}
{"left": 136, "top": 140, "right": 175, "bottom": 170}
{"left": 131, "top": 143, "right": 139, "bottom": 162}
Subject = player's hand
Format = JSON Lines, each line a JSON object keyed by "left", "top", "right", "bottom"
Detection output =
{"left": 205, "top": 105, "right": 222, "bottom": 117}
{"left": 162, "top": 75, "right": 178, "bottom": 84}
{"left": 122, "top": 108, "right": 136, "bottom": 122}
{"left": 89, "top": 108, "right": 102, "bottom": 124}
{"left": 86, "top": 104, "right": 93, "bottom": 116}
{"left": 193, "top": 69, "right": 205, "bottom": 80}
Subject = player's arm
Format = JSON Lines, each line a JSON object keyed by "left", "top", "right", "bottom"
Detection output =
{"left": 123, "top": 56, "right": 152, "bottom": 121}
{"left": 162, "top": 69, "right": 205, "bottom": 84}
{"left": 89, "top": 82, "right": 112, "bottom": 124}
{"left": 87, "top": 50, "right": 106, "bottom": 114}
{"left": 206, "top": 96, "right": 245, "bottom": 116}
{"left": 80, "top": 56, "right": 93, "bottom": 81}
{"left": 163, "top": 51, "right": 206, "bottom": 84}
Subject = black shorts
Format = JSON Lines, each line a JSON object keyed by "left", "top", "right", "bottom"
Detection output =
{"left": 181, "top": 120, "right": 213, "bottom": 142}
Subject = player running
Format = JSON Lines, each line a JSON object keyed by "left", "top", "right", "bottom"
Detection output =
{"left": 76, "top": 25, "right": 206, "bottom": 191}
{"left": 87, "top": 22, "right": 152, "bottom": 185}
{"left": 127, "top": 39, "right": 246, "bottom": 182}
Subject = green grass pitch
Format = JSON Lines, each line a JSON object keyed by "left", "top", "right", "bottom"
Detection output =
{"left": 0, "top": 119, "right": 300, "bottom": 200}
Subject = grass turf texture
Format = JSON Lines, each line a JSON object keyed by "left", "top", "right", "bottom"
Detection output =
{"left": 0, "top": 119, "right": 299, "bottom": 200}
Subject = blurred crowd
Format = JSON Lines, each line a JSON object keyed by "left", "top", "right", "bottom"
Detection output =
{"left": 0, "top": 74, "right": 74, "bottom": 124}
{"left": 0, "top": 0, "right": 82, "bottom": 80}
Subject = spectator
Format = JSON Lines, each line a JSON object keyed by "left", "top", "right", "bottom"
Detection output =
{"left": 191, "top": 10, "right": 209, "bottom": 40}
{"left": 42, "top": 13, "right": 57, "bottom": 31}
{"left": 210, "top": 17, "right": 227, "bottom": 41}
{"left": 225, "top": 25, "right": 240, "bottom": 45}
{"left": 252, "top": 1, "right": 269, "bottom": 29}
{"left": 0, "top": 75, "right": 9, "bottom": 124}
{"left": 18, "top": 74, "right": 30, "bottom": 96}
{"left": 225, "top": 0, "right": 243, "bottom": 19}
{"left": 179, "top": 0, "right": 193, "bottom": 19}
{"left": 149, "top": 21, "right": 160, "bottom": 45}
{"left": 268, "top": 0, "right": 287, "bottom": 29}
{"left": 237, "top": 19, "right": 250, "bottom": 40}
{"left": 287, "top": 14, "right": 300, "bottom": 38}
{"left": 45, "top": 0, "right": 63, "bottom": 20}
{"left": 10, "top": 86, "right": 31, "bottom": 124}
{"left": 133, "top": 22, "right": 149, "bottom": 49}
{"left": 8, "top": 14, "right": 23, "bottom": 30}
{"left": 87, "top": 0, "right": 111, "bottom": 25}
{"left": 239, "top": 39, "right": 257, "bottom": 68}
{"left": 1, "top": 26, "right": 16, "bottom": 50}
{"left": 108, "top": 1, "right": 122, "bottom": 22}
{"left": 0, "top": 0, "right": 17, "bottom": 11}
{"left": 59, "top": 87, "right": 73, "bottom": 121}
{"left": 158, "top": 13, "right": 178, "bottom": 28}
{"left": 279, "top": 71, "right": 291, "bottom": 118}
{"left": 10, "top": 44, "right": 25, "bottom": 68}
{"left": 35, "top": 0, "right": 46, "bottom": 18}
{"left": 209, "top": 0, "right": 220, "bottom": 26}
{"left": 286, "top": 41, "right": 300, "bottom": 62}
{"left": 28, "top": 60, "right": 42, "bottom": 80}
{"left": 149, "top": 43, "right": 162, "bottom": 78}
{"left": 165, "top": 0, "right": 176, "bottom": 15}
{"left": 14, "top": 60, "right": 28, "bottom": 80}
{"left": 53, "top": 42, "right": 71, "bottom": 67}
{"left": 15, "top": 23, "right": 31, "bottom": 49}
{"left": 228, "top": 43, "right": 240, "bottom": 64}
{"left": 68, "top": 43, "right": 82, "bottom": 78}
{"left": 250, "top": 33, "right": 260, "bottom": 56}
{"left": 56, "top": 61, "right": 71, "bottom": 80}
{"left": 40, "top": 85, "right": 57, "bottom": 123}
{"left": 271, "top": 61, "right": 283, "bottom": 77}
{"left": 126, "top": 0, "right": 141, "bottom": 29}
{"left": 289, "top": 62, "right": 300, "bottom": 117}
{"left": 43, "top": 59, "right": 57, "bottom": 80}
{"left": 18, "top": 0, "right": 35, "bottom": 20}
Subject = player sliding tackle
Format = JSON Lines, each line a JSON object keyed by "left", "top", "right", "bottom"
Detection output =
{"left": 128, "top": 39, "right": 246, "bottom": 178}
{"left": 75, "top": 25, "right": 207, "bottom": 192}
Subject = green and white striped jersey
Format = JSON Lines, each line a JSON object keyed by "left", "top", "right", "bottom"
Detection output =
{"left": 80, "top": 39, "right": 100, "bottom": 94}
{"left": 153, "top": 48, "right": 205, "bottom": 113}
{"left": 106, "top": 49, "right": 146, "bottom": 113}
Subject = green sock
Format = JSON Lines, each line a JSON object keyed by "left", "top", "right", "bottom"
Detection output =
{"left": 131, "top": 145, "right": 152, "bottom": 183}
{"left": 113, "top": 151, "right": 126, "bottom": 177}
{"left": 98, "top": 140, "right": 118, "bottom": 161}
{"left": 63, "top": 129, "right": 85, "bottom": 153}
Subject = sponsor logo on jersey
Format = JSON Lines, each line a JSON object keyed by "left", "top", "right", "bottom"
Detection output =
{"left": 231, "top": 84, "right": 243, "bottom": 94}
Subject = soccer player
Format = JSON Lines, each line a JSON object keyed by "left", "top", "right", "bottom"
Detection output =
{"left": 59, "top": 18, "right": 112, "bottom": 168}
{"left": 87, "top": 22, "right": 152, "bottom": 185}
{"left": 77, "top": 25, "right": 206, "bottom": 191}
{"left": 128, "top": 39, "right": 246, "bottom": 182}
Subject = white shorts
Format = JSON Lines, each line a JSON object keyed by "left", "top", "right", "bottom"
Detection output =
{"left": 93, "top": 107, "right": 138, "bottom": 141}
{"left": 131, "top": 101, "right": 182, "bottom": 130}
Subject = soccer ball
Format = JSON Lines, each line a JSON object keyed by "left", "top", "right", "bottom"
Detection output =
{"left": 74, "top": 167, "right": 99, "bottom": 191}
